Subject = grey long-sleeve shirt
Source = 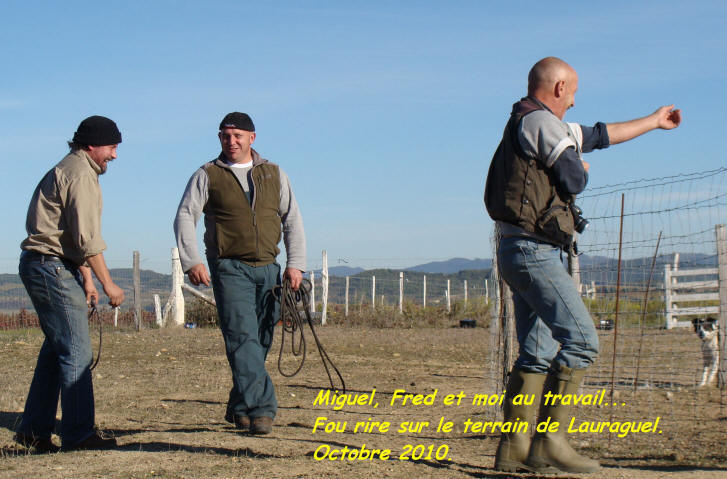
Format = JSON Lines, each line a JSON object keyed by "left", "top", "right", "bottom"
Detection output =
{"left": 174, "top": 152, "right": 306, "bottom": 273}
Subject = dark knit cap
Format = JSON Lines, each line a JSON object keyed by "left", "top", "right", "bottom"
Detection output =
{"left": 72, "top": 116, "right": 122, "bottom": 146}
{"left": 219, "top": 112, "right": 255, "bottom": 132}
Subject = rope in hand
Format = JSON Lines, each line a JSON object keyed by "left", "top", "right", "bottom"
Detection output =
{"left": 88, "top": 299, "right": 103, "bottom": 371}
{"left": 273, "top": 278, "right": 345, "bottom": 393}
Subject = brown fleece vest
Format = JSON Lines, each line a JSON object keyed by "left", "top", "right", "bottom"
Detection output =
{"left": 204, "top": 161, "right": 281, "bottom": 266}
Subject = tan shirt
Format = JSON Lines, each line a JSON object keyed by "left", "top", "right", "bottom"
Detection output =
{"left": 21, "top": 149, "right": 106, "bottom": 265}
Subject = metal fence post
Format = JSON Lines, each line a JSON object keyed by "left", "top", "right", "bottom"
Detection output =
{"left": 716, "top": 224, "right": 727, "bottom": 389}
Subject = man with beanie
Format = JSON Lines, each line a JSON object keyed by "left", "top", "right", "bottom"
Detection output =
{"left": 174, "top": 112, "right": 305, "bottom": 435}
{"left": 16, "top": 115, "right": 126, "bottom": 452}
{"left": 484, "top": 57, "right": 681, "bottom": 474}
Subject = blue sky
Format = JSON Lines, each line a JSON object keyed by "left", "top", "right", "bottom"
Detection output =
{"left": 1, "top": 1, "right": 724, "bottom": 273}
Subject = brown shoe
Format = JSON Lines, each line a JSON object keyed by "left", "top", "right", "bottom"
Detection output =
{"left": 250, "top": 416, "right": 273, "bottom": 435}
{"left": 224, "top": 410, "right": 251, "bottom": 430}
{"left": 63, "top": 430, "right": 117, "bottom": 451}
{"left": 14, "top": 432, "right": 60, "bottom": 453}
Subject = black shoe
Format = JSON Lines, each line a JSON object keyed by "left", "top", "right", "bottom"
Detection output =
{"left": 14, "top": 432, "right": 60, "bottom": 453}
{"left": 63, "top": 430, "right": 117, "bottom": 451}
{"left": 250, "top": 416, "right": 273, "bottom": 435}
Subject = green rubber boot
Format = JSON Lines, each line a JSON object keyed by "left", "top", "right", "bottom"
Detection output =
{"left": 525, "top": 364, "right": 600, "bottom": 474}
{"left": 493, "top": 369, "right": 547, "bottom": 472}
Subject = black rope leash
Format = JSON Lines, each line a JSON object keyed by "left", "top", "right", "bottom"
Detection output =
{"left": 273, "top": 278, "right": 345, "bottom": 393}
{"left": 88, "top": 299, "right": 102, "bottom": 371}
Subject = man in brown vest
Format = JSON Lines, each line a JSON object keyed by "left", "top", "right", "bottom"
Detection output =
{"left": 485, "top": 57, "right": 681, "bottom": 474}
{"left": 174, "top": 112, "right": 306, "bottom": 435}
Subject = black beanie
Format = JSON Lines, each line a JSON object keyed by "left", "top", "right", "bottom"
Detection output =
{"left": 219, "top": 112, "right": 255, "bottom": 132}
{"left": 72, "top": 116, "right": 122, "bottom": 146}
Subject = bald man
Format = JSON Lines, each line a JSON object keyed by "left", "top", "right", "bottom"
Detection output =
{"left": 484, "top": 57, "right": 681, "bottom": 474}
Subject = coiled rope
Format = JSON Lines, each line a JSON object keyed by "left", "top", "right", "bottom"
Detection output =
{"left": 274, "top": 278, "right": 345, "bottom": 393}
{"left": 88, "top": 299, "right": 102, "bottom": 371}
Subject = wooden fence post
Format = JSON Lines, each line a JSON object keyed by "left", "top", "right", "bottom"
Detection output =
{"left": 154, "top": 294, "right": 162, "bottom": 327}
{"left": 664, "top": 264, "right": 673, "bottom": 329}
{"left": 171, "top": 247, "right": 185, "bottom": 326}
{"left": 568, "top": 241, "right": 581, "bottom": 286}
{"left": 399, "top": 272, "right": 404, "bottom": 314}
{"left": 446, "top": 279, "right": 451, "bottom": 313}
{"left": 345, "top": 276, "right": 349, "bottom": 317}
{"left": 321, "top": 250, "right": 328, "bottom": 325}
{"left": 464, "top": 279, "right": 468, "bottom": 312}
{"left": 715, "top": 224, "right": 727, "bottom": 389}
{"left": 371, "top": 276, "right": 376, "bottom": 311}
{"left": 309, "top": 271, "right": 316, "bottom": 315}
{"left": 133, "top": 250, "right": 141, "bottom": 331}
{"left": 423, "top": 275, "right": 427, "bottom": 309}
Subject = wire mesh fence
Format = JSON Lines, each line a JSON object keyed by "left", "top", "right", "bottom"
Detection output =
{"left": 488, "top": 167, "right": 727, "bottom": 453}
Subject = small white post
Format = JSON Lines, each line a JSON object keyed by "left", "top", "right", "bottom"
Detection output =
{"left": 309, "top": 271, "right": 316, "bottom": 315}
{"left": 154, "top": 294, "right": 162, "bottom": 327}
{"left": 321, "top": 250, "right": 328, "bottom": 325}
{"left": 113, "top": 307, "right": 119, "bottom": 328}
{"left": 371, "top": 276, "right": 376, "bottom": 311}
{"left": 423, "top": 275, "right": 427, "bottom": 309}
{"left": 464, "top": 280, "right": 468, "bottom": 312}
{"left": 345, "top": 276, "right": 350, "bottom": 317}
{"left": 133, "top": 250, "right": 141, "bottom": 331}
{"left": 664, "top": 264, "right": 673, "bottom": 329}
{"left": 446, "top": 279, "right": 451, "bottom": 313}
{"left": 485, "top": 279, "right": 489, "bottom": 303}
{"left": 171, "top": 247, "right": 185, "bottom": 326}
{"left": 399, "top": 272, "right": 404, "bottom": 314}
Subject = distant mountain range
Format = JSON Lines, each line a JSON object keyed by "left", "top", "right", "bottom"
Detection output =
{"left": 0, "top": 253, "right": 717, "bottom": 313}
{"left": 406, "top": 257, "right": 492, "bottom": 274}
{"left": 313, "top": 257, "right": 493, "bottom": 277}
{"left": 322, "top": 266, "right": 366, "bottom": 277}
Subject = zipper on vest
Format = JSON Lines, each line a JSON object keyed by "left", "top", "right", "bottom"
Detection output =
{"left": 251, "top": 165, "right": 260, "bottom": 258}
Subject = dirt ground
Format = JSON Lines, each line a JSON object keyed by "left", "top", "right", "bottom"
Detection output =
{"left": 0, "top": 324, "right": 725, "bottom": 478}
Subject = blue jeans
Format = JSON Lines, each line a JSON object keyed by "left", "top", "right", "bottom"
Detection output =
{"left": 209, "top": 258, "right": 280, "bottom": 419}
{"left": 17, "top": 251, "right": 95, "bottom": 446}
{"left": 497, "top": 236, "right": 599, "bottom": 373}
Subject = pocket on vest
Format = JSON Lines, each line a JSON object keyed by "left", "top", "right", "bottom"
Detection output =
{"left": 535, "top": 206, "right": 572, "bottom": 246}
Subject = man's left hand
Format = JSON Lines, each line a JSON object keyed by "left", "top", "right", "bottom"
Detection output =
{"left": 654, "top": 105, "right": 682, "bottom": 130}
{"left": 284, "top": 268, "right": 303, "bottom": 291}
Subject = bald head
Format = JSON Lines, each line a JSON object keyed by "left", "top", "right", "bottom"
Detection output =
{"left": 527, "top": 57, "right": 578, "bottom": 119}
{"left": 528, "top": 57, "right": 575, "bottom": 95}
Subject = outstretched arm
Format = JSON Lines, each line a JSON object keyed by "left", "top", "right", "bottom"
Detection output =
{"left": 606, "top": 105, "right": 681, "bottom": 145}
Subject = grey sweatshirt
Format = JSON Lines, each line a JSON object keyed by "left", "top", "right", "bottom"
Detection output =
{"left": 174, "top": 150, "right": 306, "bottom": 272}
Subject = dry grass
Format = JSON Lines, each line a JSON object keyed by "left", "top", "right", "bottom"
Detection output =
{"left": 0, "top": 321, "right": 725, "bottom": 478}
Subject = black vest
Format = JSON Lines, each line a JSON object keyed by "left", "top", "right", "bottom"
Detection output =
{"left": 484, "top": 98, "right": 574, "bottom": 246}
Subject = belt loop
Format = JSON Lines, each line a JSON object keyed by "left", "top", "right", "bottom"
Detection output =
{"left": 40, "top": 254, "right": 45, "bottom": 265}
